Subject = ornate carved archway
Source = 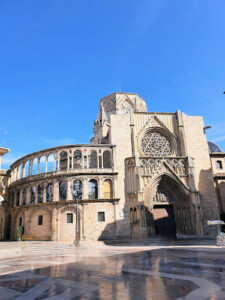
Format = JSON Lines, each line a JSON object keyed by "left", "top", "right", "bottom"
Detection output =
{"left": 143, "top": 173, "right": 195, "bottom": 236}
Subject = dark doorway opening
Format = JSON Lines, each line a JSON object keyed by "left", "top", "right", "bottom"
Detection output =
{"left": 153, "top": 205, "right": 176, "bottom": 237}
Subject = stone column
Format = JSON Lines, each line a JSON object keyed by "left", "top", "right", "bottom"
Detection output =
{"left": 43, "top": 183, "right": 47, "bottom": 203}
{"left": 99, "top": 178, "right": 104, "bottom": 199}
{"left": 81, "top": 203, "right": 88, "bottom": 240}
{"left": 27, "top": 187, "right": 30, "bottom": 205}
{"left": 29, "top": 161, "right": 32, "bottom": 176}
{"left": 83, "top": 178, "right": 89, "bottom": 199}
{"left": 52, "top": 207, "right": 58, "bottom": 241}
{"left": 114, "top": 177, "right": 118, "bottom": 199}
{"left": 97, "top": 153, "right": 99, "bottom": 169}
{"left": 13, "top": 191, "right": 16, "bottom": 207}
{"left": 35, "top": 185, "right": 38, "bottom": 204}
{"left": 67, "top": 179, "right": 73, "bottom": 200}
{"left": 67, "top": 154, "right": 70, "bottom": 170}
{"left": 17, "top": 166, "right": 20, "bottom": 180}
{"left": 19, "top": 190, "right": 22, "bottom": 206}
{"left": 53, "top": 180, "right": 59, "bottom": 202}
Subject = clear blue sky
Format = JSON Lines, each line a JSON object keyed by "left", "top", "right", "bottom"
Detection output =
{"left": 1, "top": 0, "right": 225, "bottom": 168}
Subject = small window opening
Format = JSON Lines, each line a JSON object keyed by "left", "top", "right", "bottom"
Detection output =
{"left": 38, "top": 215, "right": 43, "bottom": 225}
{"left": 67, "top": 213, "right": 73, "bottom": 223}
{"left": 217, "top": 160, "right": 223, "bottom": 169}
{"left": 98, "top": 211, "right": 105, "bottom": 222}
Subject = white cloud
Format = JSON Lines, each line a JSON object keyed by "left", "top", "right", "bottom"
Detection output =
{"left": 44, "top": 137, "right": 76, "bottom": 146}
{"left": 211, "top": 136, "right": 225, "bottom": 142}
{"left": 1, "top": 152, "right": 25, "bottom": 169}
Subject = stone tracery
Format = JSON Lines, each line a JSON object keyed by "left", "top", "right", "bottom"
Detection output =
{"left": 141, "top": 131, "right": 172, "bottom": 157}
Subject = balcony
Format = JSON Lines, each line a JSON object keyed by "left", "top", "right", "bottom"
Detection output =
{"left": 10, "top": 144, "right": 116, "bottom": 185}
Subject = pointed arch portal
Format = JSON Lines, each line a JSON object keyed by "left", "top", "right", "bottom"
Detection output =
{"left": 144, "top": 173, "right": 194, "bottom": 237}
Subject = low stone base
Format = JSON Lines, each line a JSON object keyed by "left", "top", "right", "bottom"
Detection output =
{"left": 217, "top": 232, "right": 225, "bottom": 246}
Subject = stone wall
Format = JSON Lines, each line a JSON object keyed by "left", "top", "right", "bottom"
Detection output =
{"left": 182, "top": 113, "right": 219, "bottom": 233}
{"left": 110, "top": 114, "right": 132, "bottom": 238}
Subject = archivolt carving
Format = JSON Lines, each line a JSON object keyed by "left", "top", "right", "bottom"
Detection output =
{"left": 143, "top": 173, "right": 189, "bottom": 211}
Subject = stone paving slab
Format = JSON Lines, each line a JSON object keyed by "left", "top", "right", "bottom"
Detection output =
{"left": 0, "top": 240, "right": 225, "bottom": 299}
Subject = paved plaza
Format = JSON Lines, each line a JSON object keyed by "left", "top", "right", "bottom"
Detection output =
{"left": 0, "top": 239, "right": 225, "bottom": 299}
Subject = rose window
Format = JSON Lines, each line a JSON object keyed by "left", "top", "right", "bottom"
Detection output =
{"left": 141, "top": 131, "right": 172, "bottom": 156}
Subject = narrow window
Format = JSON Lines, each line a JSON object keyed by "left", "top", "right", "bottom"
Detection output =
{"left": 46, "top": 183, "right": 53, "bottom": 202}
{"left": 39, "top": 156, "right": 46, "bottom": 174}
{"left": 30, "top": 186, "right": 36, "bottom": 204}
{"left": 67, "top": 213, "right": 73, "bottom": 223}
{"left": 60, "top": 151, "right": 68, "bottom": 170}
{"left": 216, "top": 160, "right": 223, "bottom": 169}
{"left": 71, "top": 180, "right": 83, "bottom": 200}
{"left": 16, "top": 191, "right": 20, "bottom": 206}
{"left": 59, "top": 181, "right": 67, "bottom": 200}
{"left": 22, "top": 189, "right": 26, "bottom": 205}
{"left": 98, "top": 212, "right": 105, "bottom": 222}
{"left": 89, "top": 150, "right": 97, "bottom": 168}
{"left": 103, "top": 179, "right": 113, "bottom": 199}
{"left": 73, "top": 150, "right": 82, "bottom": 169}
{"left": 88, "top": 179, "right": 98, "bottom": 199}
{"left": 38, "top": 185, "right": 44, "bottom": 203}
{"left": 103, "top": 150, "right": 112, "bottom": 168}
{"left": 19, "top": 217, "right": 22, "bottom": 226}
{"left": 47, "top": 154, "right": 55, "bottom": 172}
{"left": 38, "top": 215, "right": 43, "bottom": 225}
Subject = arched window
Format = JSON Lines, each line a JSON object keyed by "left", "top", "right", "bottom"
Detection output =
{"left": 46, "top": 183, "right": 53, "bottom": 202}
{"left": 103, "top": 151, "right": 112, "bottom": 168}
{"left": 47, "top": 154, "right": 55, "bottom": 172}
{"left": 103, "top": 179, "right": 113, "bottom": 199}
{"left": 59, "top": 181, "right": 67, "bottom": 200}
{"left": 88, "top": 179, "right": 98, "bottom": 199}
{"left": 71, "top": 180, "right": 83, "bottom": 200}
{"left": 22, "top": 189, "right": 26, "bottom": 205}
{"left": 30, "top": 186, "right": 36, "bottom": 204}
{"left": 24, "top": 161, "right": 29, "bottom": 177}
{"left": 60, "top": 151, "right": 68, "bottom": 170}
{"left": 32, "top": 158, "right": 38, "bottom": 175}
{"left": 89, "top": 150, "right": 97, "bottom": 169}
{"left": 16, "top": 191, "right": 20, "bottom": 206}
{"left": 39, "top": 156, "right": 46, "bottom": 174}
{"left": 73, "top": 150, "right": 82, "bottom": 169}
{"left": 38, "top": 185, "right": 44, "bottom": 203}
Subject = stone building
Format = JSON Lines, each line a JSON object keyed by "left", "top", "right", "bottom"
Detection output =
{"left": 0, "top": 92, "right": 225, "bottom": 241}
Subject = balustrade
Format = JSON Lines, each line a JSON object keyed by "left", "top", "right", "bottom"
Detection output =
{"left": 10, "top": 145, "right": 115, "bottom": 184}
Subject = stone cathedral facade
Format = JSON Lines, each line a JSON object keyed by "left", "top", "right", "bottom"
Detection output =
{"left": 0, "top": 92, "right": 225, "bottom": 241}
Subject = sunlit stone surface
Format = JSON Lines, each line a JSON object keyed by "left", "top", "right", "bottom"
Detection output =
{"left": 0, "top": 240, "right": 225, "bottom": 299}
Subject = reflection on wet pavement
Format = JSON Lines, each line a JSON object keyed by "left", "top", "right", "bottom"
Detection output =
{"left": 0, "top": 241, "right": 224, "bottom": 299}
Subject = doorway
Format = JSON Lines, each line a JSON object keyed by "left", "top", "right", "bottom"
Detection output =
{"left": 153, "top": 205, "right": 176, "bottom": 237}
